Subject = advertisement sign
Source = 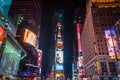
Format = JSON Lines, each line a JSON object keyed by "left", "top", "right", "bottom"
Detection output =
{"left": 55, "top": 51, "right": 63, "bottom": 63}
{"left": 55, "top": 49, "right": 63, "bottom": 71}
{"left": 0, "top": 25, "right": 5, "bottom": 41}
{"left": 78, "top": 56, "right": 83, "bottom": 67}
{"left": 56, "top": 64, "right": 63, "bottom": 71}
{"left": 76, "top": 23, "right": 81, "bottom": 52}
{"left": 37, "top": 50, "right": 42, "bottom": 66}
{"left": 23, "top": 29, "right": 37, "bottom": 47}
{"left": 105, "top": 29, "right": 120, "bottom": 59}
{"left": 0, "top": 25, "right": 5, "bottom": 49}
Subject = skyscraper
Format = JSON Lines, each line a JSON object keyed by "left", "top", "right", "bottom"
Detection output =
{"left": 81, "top": 0, "right": 120, "bottom": 79}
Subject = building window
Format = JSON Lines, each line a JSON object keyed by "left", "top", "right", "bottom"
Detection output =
{"left": 101, "top": 62, "right": 108, "bottom": 75}
{"left": 109, "top": 62, "right": 117, "bottom": 75}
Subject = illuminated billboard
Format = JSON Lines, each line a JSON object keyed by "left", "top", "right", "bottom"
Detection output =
{"left": 55, "top": 45, "right": 63, "bottom": 71}
{"left": 76, "top": 23, "right": 81, "bottom": 52}
{"left": 56, "top": 64, "right": 63, "bottom": 71}
{"left": 105, "top": 29, "right": 120, "bottom": 59}
{"left": 23, "top": 29, "right": 37, "bottom": 47}
{"left": 78, "top": 56, "right": 83, "bottom": 67}
{"left": 37, "top": 50, "right": 42, "bottom": 66}
{"left": 55, "top": 51, "right": 63, "bottom": 63}
{"left": 0, "top": 25, "right": 5, "bottom": 41}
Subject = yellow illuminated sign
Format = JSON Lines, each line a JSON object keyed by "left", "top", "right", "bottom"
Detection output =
{"left": 92, "top": 0, "right": 115, "bottom": 3}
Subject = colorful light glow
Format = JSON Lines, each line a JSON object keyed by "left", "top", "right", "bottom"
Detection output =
{"left": 23, "top": 29, "right": 37, "bottom": 47}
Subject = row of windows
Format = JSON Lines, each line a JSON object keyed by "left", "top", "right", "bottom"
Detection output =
{"left": 99, "top": 52, "right": 109, "bottom": 55}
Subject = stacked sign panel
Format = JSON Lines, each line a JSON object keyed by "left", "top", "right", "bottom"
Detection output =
{"left": 55, "top": 11, "right": 64, "bottom": 76}
{"left": 76, "top": 23, "right": 84, "bottom": 78}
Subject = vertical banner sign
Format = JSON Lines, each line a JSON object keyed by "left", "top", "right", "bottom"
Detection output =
{"left": 76, "top": 23, "right": 81, "bottom": 52}
{"left": 37, "top": 50, "right": 42, "bottom": 66}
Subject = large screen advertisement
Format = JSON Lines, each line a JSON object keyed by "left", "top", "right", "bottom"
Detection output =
{"left": 55, "top": 51, "right": 63, "bottom": 71}
{"left": 78, "top": 56, "right": 83, "bottom": 67}
{"left": 37, "top": 50, "right": 42, "bottom": 66}
{"left": 105, "top": 29, "right": 120, "bottom": 59}
{"left": 0, "top": 37, "right": 21, "bottom": 75}
{"left": 23, "top": 29, "right": 37, "bottom": 47}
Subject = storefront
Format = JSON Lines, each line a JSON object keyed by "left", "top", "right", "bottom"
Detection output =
{"left": 0, "top": 8, "right": 27, "bottom": 77}
{"left": 0, "top": 35, "right": 22, "bottom": 76}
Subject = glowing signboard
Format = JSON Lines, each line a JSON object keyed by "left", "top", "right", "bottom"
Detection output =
{"left": 23, "top": 29, "right": 37, "bottom": 47}
{"left": 105, "top": 29, "right": 120, "bottom": 59}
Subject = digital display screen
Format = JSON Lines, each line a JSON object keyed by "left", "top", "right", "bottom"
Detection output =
{"left": 23, "top": 29, "right": 37, "bottom": 47}
{"left": 105, "top": 29, "right": 120, "bottom": 59}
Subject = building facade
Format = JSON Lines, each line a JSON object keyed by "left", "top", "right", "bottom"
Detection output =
{"left": 81, "top": 0, "right": 120, "bottom": 79}
{"left": 9, "top": 0, "right": 42, "bottom": 77}
{"left": 0, "top": 0, "right": 27, "bottom": 78}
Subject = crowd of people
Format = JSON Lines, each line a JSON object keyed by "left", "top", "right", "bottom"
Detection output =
{"left": 0, "top": 74, "right": 10, "bottom": 80}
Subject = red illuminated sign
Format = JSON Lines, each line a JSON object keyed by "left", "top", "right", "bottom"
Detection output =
{"left": 0, "top": 25, "right": 5, "bottom": 41}
{"left": 37, "top": 50, "right": 42, "bottom": 66}
{"left": 56, "top": 23, "right": 62, "bottom": 27}
{"left": 76, "top": 23, "right": 81, "bottom": 52}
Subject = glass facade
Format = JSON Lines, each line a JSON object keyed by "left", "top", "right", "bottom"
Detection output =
{"left": 0, "top": 36, "right": 22, "bottom": 76}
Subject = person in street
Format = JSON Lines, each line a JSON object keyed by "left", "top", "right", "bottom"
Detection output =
{"left": 0, "top": 74, "right": 3, "bottom": 80}
{"left": 4, "top": 77, "right": 10, "bottom": 80}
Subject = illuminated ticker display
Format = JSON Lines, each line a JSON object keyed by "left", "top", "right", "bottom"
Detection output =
{"left": 92, "top": 0, "right": 120, "bottom": 8}
{"left": 92, "top": 0, "right": 116, "bottom": 3}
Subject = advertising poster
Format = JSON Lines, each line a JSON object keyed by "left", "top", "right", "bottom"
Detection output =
{"left": 55, "top": 51, "right": 63, "bottom": 71}
{"left": 78, "top": 56, "right": 83, "bottom": 67}
{"left": 105, "top": 29, "right": 120, "bottom": 59}
{"left": 37, "top": 50, "right": 42, "bottom": 66}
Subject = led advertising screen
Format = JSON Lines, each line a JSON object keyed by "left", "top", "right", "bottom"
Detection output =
{"left": 0, "top": 25, "right": 5, "bottom": 41}
{"left": 55, "top": 51, "right": 63, "bottom": 63}
{"left": 0, "top": 25, "right": 5, "bottom": 49}
{"left": 78, "top": 56, "right": 83, "bottom": 67}
{"left": 56, "top": 64, "right": 63, "bottom": 71}
{"left": 76, "top": 23, "right": 81, "bottom": 52}
{"left": 0, "top": 37, "right": 21, "bottom": 75}
{"left": 55, "top": 51, "right": 63, "bottom": 71}
{"left": 105, "top": 29, "right": 120, "bottom": 59}
{"left": 37, "top": 50, "right": 42, "bottom": 66}
{"left": 23, "top": 29, "right": 37, "bottom": 47}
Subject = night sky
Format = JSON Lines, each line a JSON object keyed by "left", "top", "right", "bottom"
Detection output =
{"left": 39, "top": 0, "right": 86, "bottom": 76}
